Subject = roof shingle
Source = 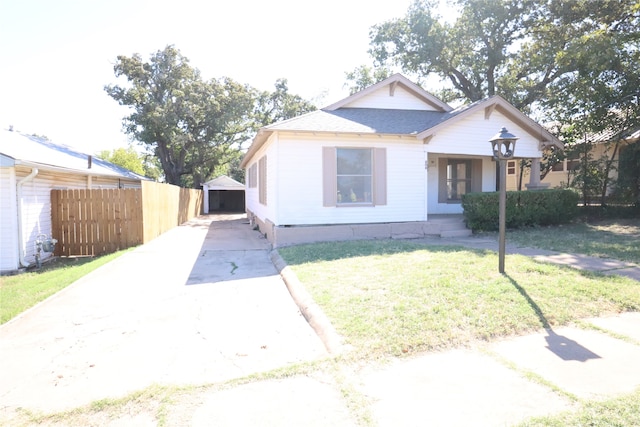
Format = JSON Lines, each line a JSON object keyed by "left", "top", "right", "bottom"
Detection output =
{"left": 267, "top": 108, "right": 453, "bottom": 135}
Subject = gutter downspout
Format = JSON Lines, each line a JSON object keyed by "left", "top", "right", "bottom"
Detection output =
{"left": 17, "top": 168, "right": 39, "bottom": 268}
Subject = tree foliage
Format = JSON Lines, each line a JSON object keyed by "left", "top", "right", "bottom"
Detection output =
{"left": 369, "top": 0, "right": 639, "bottom": 112}
{"left": 97, "top": 146, "right": 161, "bottom": 181}
{"left": 254, "top": 78, "right": 316, "bottom": 125}
{"left": 540, "top": 1, "right": 640, "bottom": 204}
{"left": 105, "top": 46, "right": 317, "bottom": 188}
{"left": 343, "top": 65, "right": 393, "bottom": 95}
{"left": 615, "top": 141, "right": 640, "bottom": 203}
{"left": 105, "top": 46, "right": 255, "bottom": 188}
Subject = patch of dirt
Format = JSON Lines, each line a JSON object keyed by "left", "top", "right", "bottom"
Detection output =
{"left": 590, "top": 218, "right": 640, "bottom": 236}
{"left": 24, "top": 256, "right": 96, "bottom": 274}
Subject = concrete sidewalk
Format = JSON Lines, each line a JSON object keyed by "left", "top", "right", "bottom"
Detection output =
{"left": 355, "top": 312, "right": 640, "bottom": 426}
{"left": 170, "top": 314, "right": 640, "bottom": 427}
{"left": 1, "top": 217, "right": 639, "bottom": 427}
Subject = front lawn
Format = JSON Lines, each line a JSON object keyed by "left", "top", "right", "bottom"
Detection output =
{"left": 503, "top": 218, "right": 640, "bottom": 264}
{"left": 278, "top": 240, "right": 640, "bottom": 360}
{"left": 0, "top": 250, "right": 129, "bottom": 324}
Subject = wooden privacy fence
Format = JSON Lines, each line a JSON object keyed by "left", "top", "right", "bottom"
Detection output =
{"left": 51, "top": 181, "right": 203, "bottom": 257}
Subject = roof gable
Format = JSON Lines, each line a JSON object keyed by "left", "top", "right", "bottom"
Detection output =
{"left": 416, "top": 96, "right": 563, "bottom": 149}
{"left": 203, "top": 175, "right": 245, "bottom": 189}
{"left": 324, "top": 74, "right": 452, "bottom": 112}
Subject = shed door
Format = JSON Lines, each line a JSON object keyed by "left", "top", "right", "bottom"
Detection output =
{"left": 208, "top": 190, "right": 245, "bottom": 212}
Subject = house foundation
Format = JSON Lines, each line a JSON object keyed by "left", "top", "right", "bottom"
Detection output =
{"left": 246, "top": 210, "right": 471, "bottom": 248}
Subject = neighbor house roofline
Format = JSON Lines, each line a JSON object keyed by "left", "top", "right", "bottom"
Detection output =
{"left": 1, "top": 130, "right": 149, "bottom": 181}
{"left": 13, "top": 159, "right": 146, "bottom": 181}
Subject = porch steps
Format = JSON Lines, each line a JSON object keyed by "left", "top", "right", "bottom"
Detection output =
{"left": 428, "top": 215, "right": 473, "bottom": 238}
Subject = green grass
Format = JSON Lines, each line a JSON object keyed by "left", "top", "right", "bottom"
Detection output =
{"left": 0, "top": 250, "right": 130, "bottom": 324}
{"left": 516, "top": 387, "right": 640, "bottom": 426}
{"left": 502, "top": 218, "right": 640, "bottom": 264}
{"left": 279, "top": 240, "right": 640, "bottom": 360}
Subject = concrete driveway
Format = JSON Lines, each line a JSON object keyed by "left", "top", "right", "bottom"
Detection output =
{"left": 0, "top": 214, "right": 327, "bottom": 415}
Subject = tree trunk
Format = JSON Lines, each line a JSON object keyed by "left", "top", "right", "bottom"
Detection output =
{"left": 599, "top": 141, "right": 621, "bottom": 206}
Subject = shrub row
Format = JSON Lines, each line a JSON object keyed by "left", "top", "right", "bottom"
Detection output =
{"left": 461, "top": 189, "right": 580, "bottom": 232}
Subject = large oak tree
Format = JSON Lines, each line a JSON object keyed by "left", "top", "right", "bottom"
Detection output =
{"left": 367, "top": 0, "right": 639, "bottom": 199}
{"left": 368, "top": 0, "right": 639, "bottom": 112}
{"left": 105, "top": 46, "right": 255, "bottom": 187}
{"left": 106, "top": 46, "right": 315, "bottom": 188}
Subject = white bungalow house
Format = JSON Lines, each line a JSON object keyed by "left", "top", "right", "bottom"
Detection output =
{"left": 0, "top": 129, "right": 147, "bottom": 273}
{"left": 240, "top": 74, "right": 562, "bottom": 247}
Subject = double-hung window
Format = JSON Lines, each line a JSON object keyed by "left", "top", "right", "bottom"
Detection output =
{"left": 322, "top": 147, "right": 386, "bottom": 207}
{"left": 337, "top": 148, "right": 372, "bottom": 204}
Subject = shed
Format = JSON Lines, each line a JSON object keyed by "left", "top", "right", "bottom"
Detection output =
{"left": 202, "top": 175, "right": 245, "bottom": 213}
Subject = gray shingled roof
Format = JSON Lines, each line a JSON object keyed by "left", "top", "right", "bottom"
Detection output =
{"left": 267, "top": 108, "right": 455, "bottom": 135}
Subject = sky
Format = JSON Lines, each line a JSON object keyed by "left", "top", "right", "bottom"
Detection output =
{"left": 0, "top": 0, "right": 450, "bottom": 154}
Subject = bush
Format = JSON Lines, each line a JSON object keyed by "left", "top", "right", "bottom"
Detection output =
{"left": 462, "top": 189, "right": 580, "bottom": 232}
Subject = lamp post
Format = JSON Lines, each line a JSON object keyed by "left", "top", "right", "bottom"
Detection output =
{"left": 489, "top": 127, "right": 518, "bottom": 274}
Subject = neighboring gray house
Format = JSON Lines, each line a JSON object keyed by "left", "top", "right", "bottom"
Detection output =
{"left": 0, "top": 129, "right": 147, "bottom": 272}
{"left": 201, "top": 175, "right": 245, "bottom": 213}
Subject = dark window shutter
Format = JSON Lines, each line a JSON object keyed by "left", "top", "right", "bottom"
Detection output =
{"left": 322, "top": 147, "right": 337, "bottom": 206}
{"left": 471, "top": 159, "right": 482, "bottom": 192}
{"left": 373, "top": 148, "right": 387, "bottom": 205}
{"left": 438, "top": 158, "right": 447, "bottom": 203}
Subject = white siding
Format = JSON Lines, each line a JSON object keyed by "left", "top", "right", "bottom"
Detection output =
{"left": 245, "top": 133, "right": 278, "bottom": 226}
{"left": 274, "top": 134, "right": 427, "bottom": 226}
{"left": 4, "top": 167, "right": 138, "bottom": 270}
{"left": 244, "top": 106, "right": 548, "bottom": 227}
{"left": 0, "top": 167, "right": 19, "bottom": 272}
{"left": 426, "top": 110, "right": 544, "bottom": 158}
{"left": 344, "top": 86, "right": 441, "bottom": 111}
{"left": 16, "top": 168, "right": 55, "bottom": 267}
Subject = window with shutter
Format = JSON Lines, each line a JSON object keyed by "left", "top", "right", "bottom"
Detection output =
{"left": 258, "top": 156, "right": 267, "bottom": 205}
{"left": 248, "top": 164, "right": 257, "bottom": 188}
{"left": 323, "top": 147, "right": 386, "bottom": 207}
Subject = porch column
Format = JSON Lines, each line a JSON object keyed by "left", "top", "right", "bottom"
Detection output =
{"left": 525, "top": 158, "right": 550, "bottom": 190}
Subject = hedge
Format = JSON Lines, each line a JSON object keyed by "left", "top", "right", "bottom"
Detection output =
{"left": 461, "top": 189, "right": 580, "bottom": 232}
